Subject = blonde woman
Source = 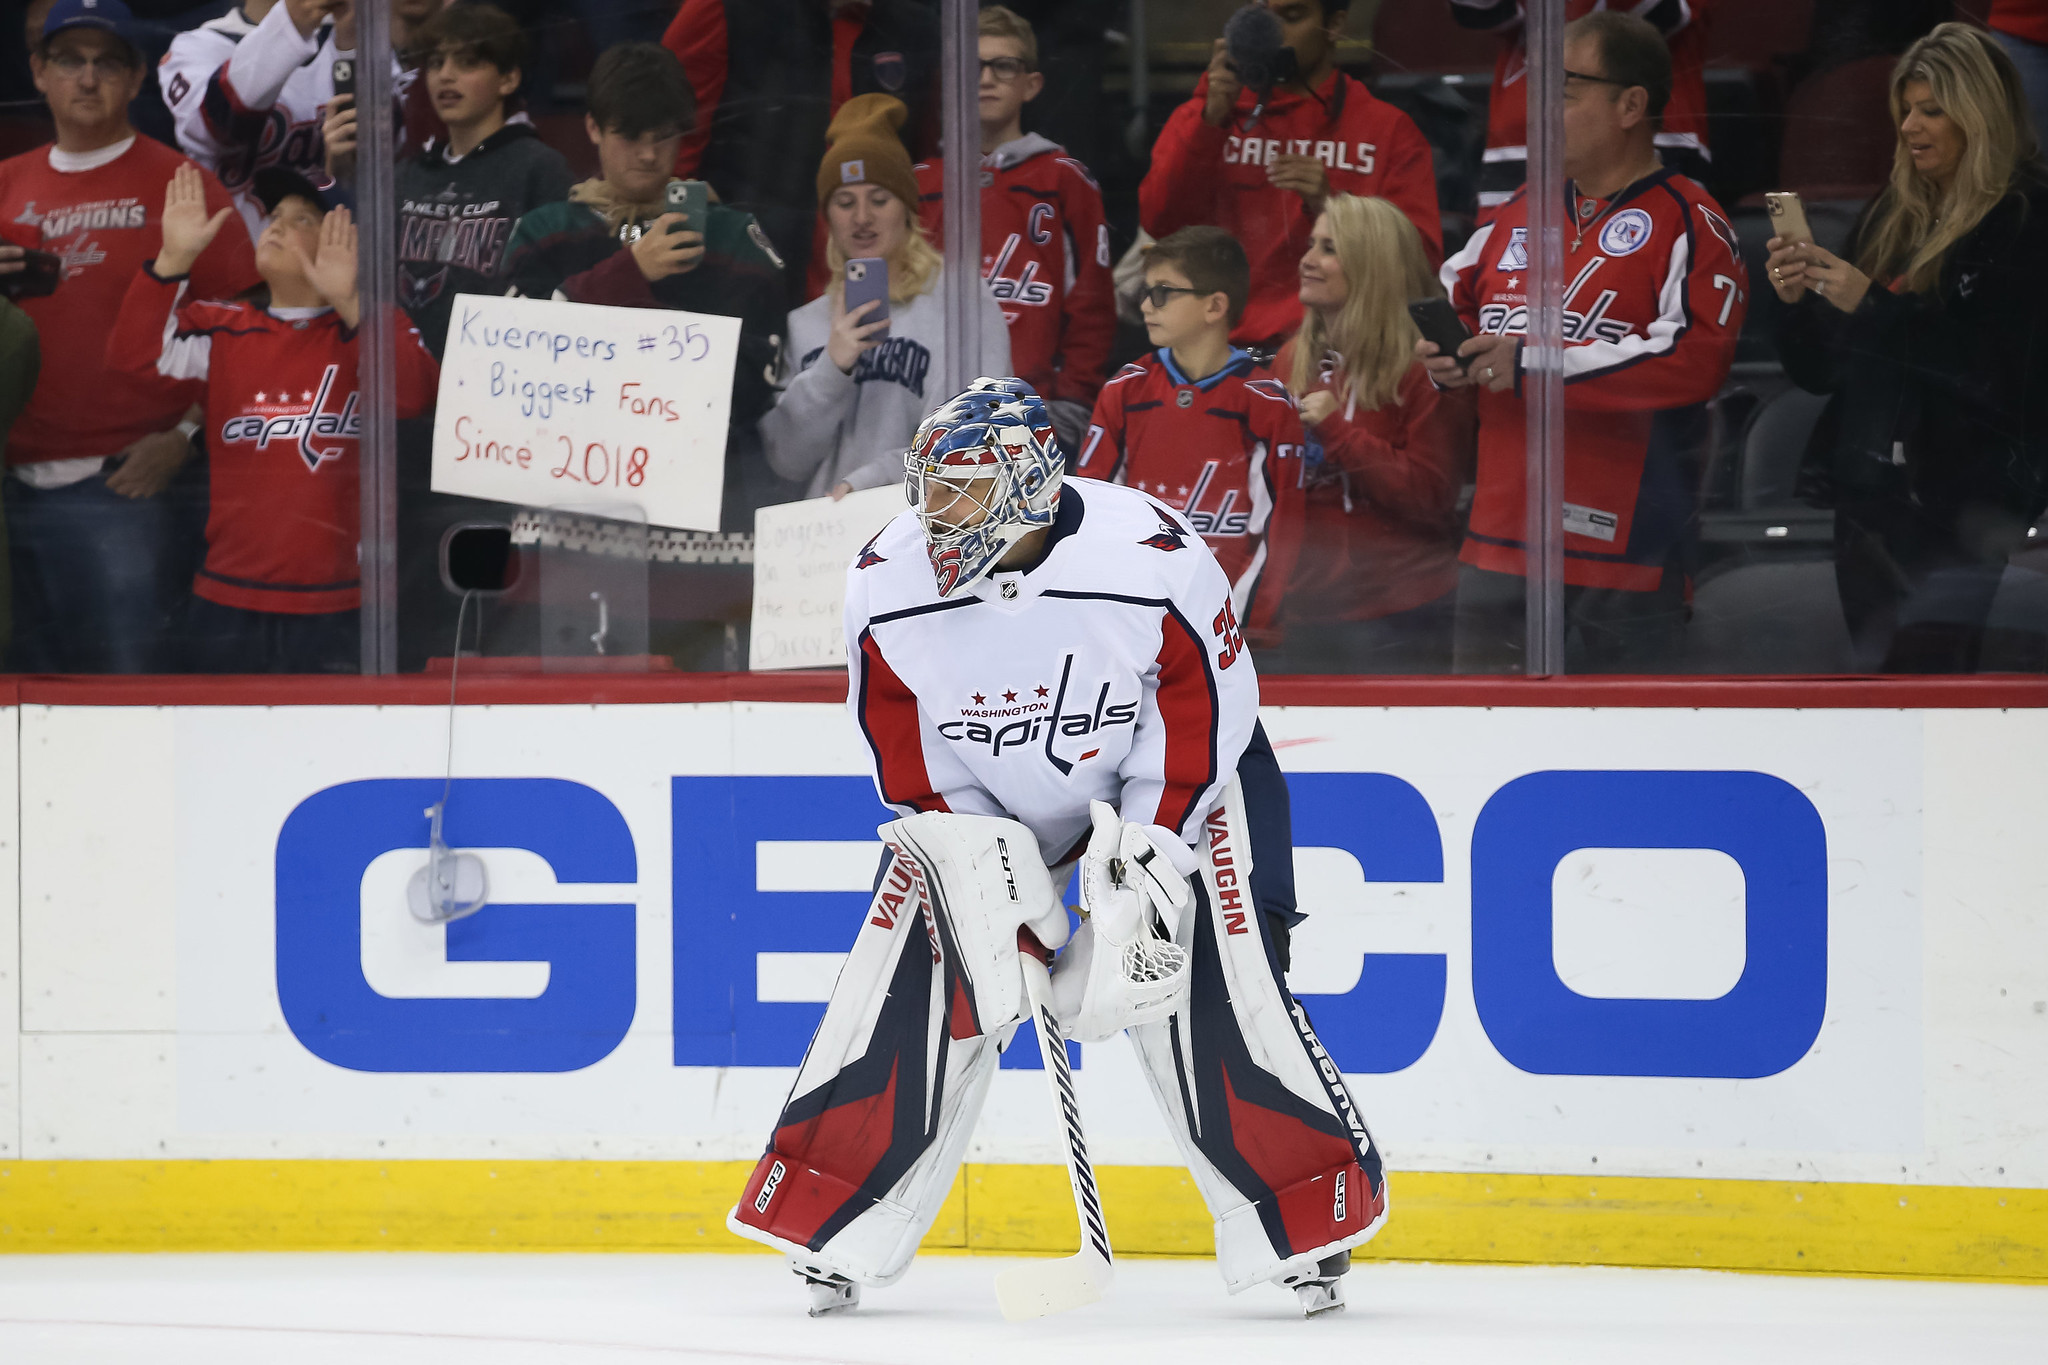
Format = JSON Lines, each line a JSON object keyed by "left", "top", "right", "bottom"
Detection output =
{"left": 760, "top": 94, "right": 1010, "bottom": 500}
{"left": 1767, "top": 23, "right": 2048, "bottom": 672}
{"left": 1272, "top": 195, "right": 1472, "bottom": 673}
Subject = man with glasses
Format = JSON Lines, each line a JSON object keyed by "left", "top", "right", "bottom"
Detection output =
{"left": 1420, "top": 10, "right": 1743, "bottom": 673}
{"left": 913, "top": 5, "right": 1115, "bottom": 456}
{"left": 0, "top": 0, "right": 259, "bottom": 673}
{"left": 1451, "top": 0, "right": 1713, "bottom": 210}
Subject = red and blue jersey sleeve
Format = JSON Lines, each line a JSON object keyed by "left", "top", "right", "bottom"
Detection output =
{"left": 1119, "top": 528, "right": 1260, "bottom": 843}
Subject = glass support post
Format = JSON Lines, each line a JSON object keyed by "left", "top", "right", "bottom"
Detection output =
{"left": 356, "top": 0, "right": 399, "bottom": 674}
{"left": 1523, "top": 0, "right": 1567, "bottom": 675}
{"left": 938, "top": 0, "right": 984, "bottom": 399}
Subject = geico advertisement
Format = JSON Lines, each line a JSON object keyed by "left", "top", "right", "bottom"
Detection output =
{"left": 44, "top": 702, "right": 1925, "bottom": 1177}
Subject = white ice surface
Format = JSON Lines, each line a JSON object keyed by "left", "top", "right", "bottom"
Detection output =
{"left": 1, "top": 1254, "right": 2045, "bottom": 1365}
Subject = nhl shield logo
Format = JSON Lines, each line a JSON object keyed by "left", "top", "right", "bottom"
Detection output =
{"left": 1599, "top": 208, "right": 1655, "bottom": 257}
{"left": 1497, "top": 225, "right": 1529, "bottom": 273}
{"left": 872, "top": 51, "right": 906, "bottom": 92}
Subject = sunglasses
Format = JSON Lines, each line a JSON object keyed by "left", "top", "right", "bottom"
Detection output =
{"left": 1139, "top": 284, "right": 1206, "bottom": 309}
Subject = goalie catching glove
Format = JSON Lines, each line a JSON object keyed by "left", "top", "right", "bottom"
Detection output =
{"left": 1049, "top": 801, "right": 1195, "bottom": 1043}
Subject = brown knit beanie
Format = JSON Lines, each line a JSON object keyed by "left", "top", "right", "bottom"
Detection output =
{"left": 816, "top": 93, "right": 920, "bottom": 217}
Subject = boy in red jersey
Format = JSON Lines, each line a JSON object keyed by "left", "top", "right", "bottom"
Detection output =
{"left": 1140, "top": 0, "right": 1440, "bottom": 350}
{"left": 0, "top": 0, "right": 259, "bottom": 673}
{"left": 106, "top": 165, "right": 439, "bottom": 672}
{"left": 1075, "top": 227, "right": 1306, "bottom": 648}
{"left": 913, "top": 5, "right": 1114, "bottom": 454}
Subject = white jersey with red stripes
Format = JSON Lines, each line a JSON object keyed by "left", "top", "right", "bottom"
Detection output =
{"left": 845, "top": 477, "right": 1260, "bottom": 865}
{"left": 160, "top": 3, "right": 400, "bottom": 240}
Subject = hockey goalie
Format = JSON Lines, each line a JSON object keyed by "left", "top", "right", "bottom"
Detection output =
{"left": 727, "top": 379, "right": 1387, "bottom": 1317}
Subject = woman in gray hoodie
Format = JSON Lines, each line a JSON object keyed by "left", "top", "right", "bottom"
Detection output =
{"left": 759, "top": 93, "right": 1009, "bottom": 499}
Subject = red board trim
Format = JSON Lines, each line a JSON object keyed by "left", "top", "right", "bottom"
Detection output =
{"left": 0, "top": 672, "right": 2043, "bottom": 709}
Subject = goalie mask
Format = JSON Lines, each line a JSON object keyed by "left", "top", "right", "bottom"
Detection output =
{"left": 905, "top": 378, "right": 1064, "bottom": 597}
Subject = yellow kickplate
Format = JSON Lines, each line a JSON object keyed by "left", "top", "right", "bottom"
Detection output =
{"left": 0, "top": 1161, "right": 2041, "bottom": 1281}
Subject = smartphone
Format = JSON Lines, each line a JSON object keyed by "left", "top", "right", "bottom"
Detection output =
{"left": 844, "top": 256, "right": 891, "bottom": 335}
{"left": 1407, "top": 297, "right": 1472, "bottom": 370}
{"left": 664, "top": 178, "right": 708, "bottom": 235}
{"left": 0, "top": 248, "right": 61, "bottom": 301}
{"left": 331, "top": 56, "right": 354, "bottom": 102}
{"left": 1764, "top": 191, "right": 1813, "bottom": 246}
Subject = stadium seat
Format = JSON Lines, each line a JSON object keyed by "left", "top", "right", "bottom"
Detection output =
{"left": 1778, "top": 54, "right": 1898, "bottom": 199}
{"left": 530, "top": 111, "right": 600, "bottom": 182}
{"left": 1739, "top": 386, "right": 1830, "bottom": 510}
{"left": 1685, "top": 559, "right": 1855, "bottom": 672}
{"left": 1703, "top": 0, "right": 1816, "bottom": 71}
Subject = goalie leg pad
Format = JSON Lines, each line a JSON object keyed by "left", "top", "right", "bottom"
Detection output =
{"left": 729, "top": 815, "right": 1063, "bottom": 1286}
{"left": 1127, "top": 774, "right": 1390, "bottom": 1294}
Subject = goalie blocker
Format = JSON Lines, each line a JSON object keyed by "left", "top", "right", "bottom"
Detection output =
{"left": 728, "top": 731, "right": 1388, "bottom": 1303}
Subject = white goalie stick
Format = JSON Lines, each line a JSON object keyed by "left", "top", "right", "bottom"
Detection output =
{"left": 995, "top": 950, "right": 1113, "bottom": 1321}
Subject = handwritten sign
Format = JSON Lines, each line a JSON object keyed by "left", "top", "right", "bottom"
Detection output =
{"left": 430, "top": 293, "right": 740, "bottom": 531}
{"left": 750, "top": 485, "right": 909, "bottom": 671}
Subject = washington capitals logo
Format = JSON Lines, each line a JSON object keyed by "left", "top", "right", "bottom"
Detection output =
{"left": 216, "top": 363, "right": 358, "bottom": 472}
{"left": 1139, "top": 516, "right": 1187, "bottom": 552}
{"left": 930, "top": 544, "right": 965, "bottom": 595}
{"left": 854, "top": 529, "right": 887, "bottom": 570}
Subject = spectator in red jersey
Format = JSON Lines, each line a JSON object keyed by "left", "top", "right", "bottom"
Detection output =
{"left": 1076, "top": 227, "right": 1306, "bottom": 647}
{"left": 1140, "top": 0, "right": 1441, "bottom": 352}
{"left": 913, "top": 5, "right": 1113, "bottom": 457}
{"left": 1450, "top": 0, "right": 1712, "bottom": 210}
{"left": 1274, "top": 195, "right": 1473, "bottom": 674}
{"left": 663, "top": 0, "right": 939, "bottom": 307}
{"left": 0, "top": 0, "right": 259, "bottom": 673}
{"left": 106, "top": 165, "right": 439, "bottom": 672}
{"left": 1421, "top": 11, "right": 1743, "bottom": 673}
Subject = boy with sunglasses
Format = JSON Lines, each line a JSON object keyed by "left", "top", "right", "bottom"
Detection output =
{"left": 1075, "top": 226, "right": 1307, "bottom": 652}
{"left": 912, "top": 5, "right": 1114, "bottom": 455}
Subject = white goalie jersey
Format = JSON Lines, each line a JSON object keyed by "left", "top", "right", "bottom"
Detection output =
{"left": 159, "top": 3, "right": 390, "bottom": 239}
{"left": 846, "top": 477, "right": 1260, "bottom": 865}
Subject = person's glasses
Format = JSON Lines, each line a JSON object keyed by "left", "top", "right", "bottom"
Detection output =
{"left": 45, "top": 52, "right": 135, "bottom": 79}
{"left": 980, "top": 57, "right": 1031, "bottom": 82}
{"left": 1563, "top": 69, "right": 1631, "bottom": 94}
{"left": 1140, "top": 284, "right": 1203, "bottom": 309}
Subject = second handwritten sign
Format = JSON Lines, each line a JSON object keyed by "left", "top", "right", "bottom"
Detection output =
{"left": 430, "top": 293, "right": 741, "bottom": 531}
